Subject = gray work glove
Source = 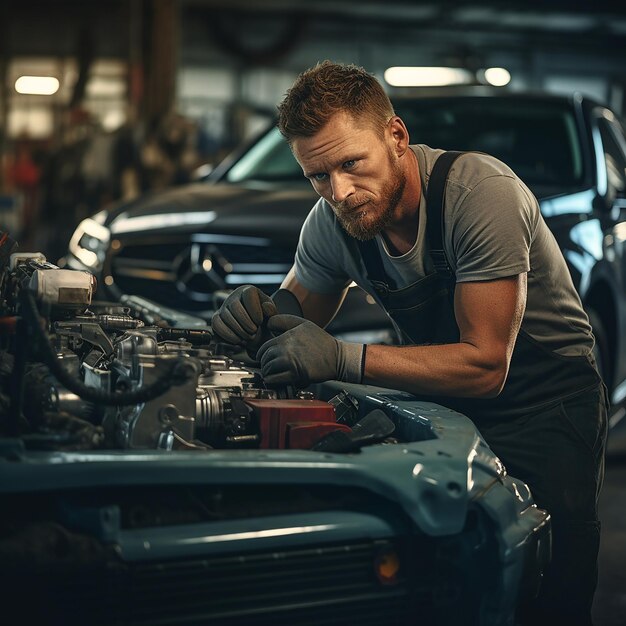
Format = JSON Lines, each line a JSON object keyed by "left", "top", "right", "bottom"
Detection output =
{"left": 211, "top": 285, "right": 278, "bottom": 347}
{"left": 257, "top": 314, "right": 366, "bottom": 386}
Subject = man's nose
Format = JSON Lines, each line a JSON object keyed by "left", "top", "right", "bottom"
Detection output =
{"left": 331, "top": 174, "right": 355, "bottom": 203}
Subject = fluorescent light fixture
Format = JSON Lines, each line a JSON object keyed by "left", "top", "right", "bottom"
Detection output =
{"left": 384, "top": 66, "right": 473, "bottom": 87}
{"left": 15, "top": 75, "right": 60, "bottom": 95}
{"left": 482, "top": 67, "right": 511, "bottom": 87}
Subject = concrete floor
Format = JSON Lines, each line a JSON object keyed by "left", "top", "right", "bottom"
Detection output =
{"left": 592, "top": 414, "right": 626, "bottom": 626}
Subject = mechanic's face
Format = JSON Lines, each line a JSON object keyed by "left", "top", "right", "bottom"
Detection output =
{"left": 292, "top": 111, "right": 408, "bottom": 241}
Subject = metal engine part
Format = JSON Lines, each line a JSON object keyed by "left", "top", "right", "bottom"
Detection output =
{"left": 0, "top": 251, "right": 271, "bottom": 449}
{"left": 0, "top": 250, "right": 355, "bottom": 453}
{"left": 108, "top": 336, "right": 279, "bottom": 449}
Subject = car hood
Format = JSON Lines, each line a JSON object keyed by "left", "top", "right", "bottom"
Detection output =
{"left": 105, "top": 182, "right": 318, "bottom": 240}
{"left": 101, "top": 179, "right": 593, "bottom": 244}
{"left": 0, "top": 381, "right": 544, "bottom": 542}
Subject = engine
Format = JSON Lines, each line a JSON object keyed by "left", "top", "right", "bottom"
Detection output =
{"left": 0, "top": 235, "right": 371, "bottom": 452}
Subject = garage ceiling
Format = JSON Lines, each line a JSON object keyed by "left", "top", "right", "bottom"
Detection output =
{"left": 181, "top": 0, "right": 626, "bottom": 61}
{"left": 185, "top": 0, "right": 626, "bottom": 33}
{"left": 2, "top": 0, "right": 625, "bottom": 110}
{"left": 4, "top": 0, "right": 626, "bottom": 58}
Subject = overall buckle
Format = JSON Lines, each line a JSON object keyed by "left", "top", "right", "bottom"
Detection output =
{"left": 371, "top": 280, "right": 390, "bottom": 299}
{"left": 430, "top": 250, "right": 453, "bottom": 278}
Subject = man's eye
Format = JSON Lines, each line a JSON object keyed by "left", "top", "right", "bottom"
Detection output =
{"left": 313, "top": 173, "right": 328, "bottom": 181}
{"left": 342, "top": 160, "right": 356, "bottom": 169}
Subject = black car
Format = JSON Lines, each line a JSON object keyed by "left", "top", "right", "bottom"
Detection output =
{"left": 63, "top": 90, "right": 626, "bottom": 414}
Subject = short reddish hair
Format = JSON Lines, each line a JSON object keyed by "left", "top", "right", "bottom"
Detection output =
{"left": 277, "top": 60, "right": 394, "bottom": 142}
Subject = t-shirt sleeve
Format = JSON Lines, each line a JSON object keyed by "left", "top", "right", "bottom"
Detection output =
{"left": 294, "top": 199, "right": 352, "bottom": 293}
{"left": 449, "top": 174, "right": 538, "bottom": 283}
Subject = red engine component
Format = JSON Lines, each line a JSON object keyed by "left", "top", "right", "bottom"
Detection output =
{"left": 243, "top": 398, "right": 351, "bottom": 449}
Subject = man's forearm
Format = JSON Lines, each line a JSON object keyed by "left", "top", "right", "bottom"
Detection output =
{"left": 363, "top": 342, "right": 509, "bottom": 398}
{"left": 280, "top": 267, "right": 348, "bottom": 328}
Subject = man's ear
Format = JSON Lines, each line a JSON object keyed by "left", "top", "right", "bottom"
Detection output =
{"left": 388, "top": 116, "right": 410, "bottom": 156}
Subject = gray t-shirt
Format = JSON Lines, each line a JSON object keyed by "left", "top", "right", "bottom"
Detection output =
{"left": 294, "top": 144, "right": 594, "bottom": 357}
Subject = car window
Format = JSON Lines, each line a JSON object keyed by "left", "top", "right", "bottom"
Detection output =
{"left": 225, "top": 97, "right": 585, "bottom": 190}
{"left": 226, "top": 128, "right": 303, "bottom": 182}
{"left": 597, "top": 115, "right": 626, "bottom": 196}
{"left": 394, "top": 98, "right": 584, "bottom": 189}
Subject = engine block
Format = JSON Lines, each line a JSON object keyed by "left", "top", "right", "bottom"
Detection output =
{"left": 0, "top": 247, "right": 360, "bottom": 452}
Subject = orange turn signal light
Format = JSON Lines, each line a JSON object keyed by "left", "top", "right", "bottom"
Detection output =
{"left": 374, "top": 548, "right": 401, "bottom": 585}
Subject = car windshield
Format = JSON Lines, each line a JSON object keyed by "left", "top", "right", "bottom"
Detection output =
{"left": 225, "top": 97, "right": 584, "bottom": 191}
{"left": 226, "top": 128, "right": 306, "bottom": 183}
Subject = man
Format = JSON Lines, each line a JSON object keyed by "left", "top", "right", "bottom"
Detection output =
{"left": 212, "top": 61, "right": 607, "bottom": 625}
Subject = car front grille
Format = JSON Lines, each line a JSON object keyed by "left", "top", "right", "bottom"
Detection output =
{"left": 8, "top": 507, "right": 502, "bottom": 626}
{"left": 16, "top": 540, "right": 413, "bottom": 626}
{"left": 128, "top": 541, "right": 410, "bottom": 626}
{"left": 105, "top": 235, "right": 296, "bottom": 310}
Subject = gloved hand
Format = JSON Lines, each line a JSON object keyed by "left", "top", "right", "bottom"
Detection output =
{"left": 257, "top": 314, "right": 366, "bottom": 386}
{"left": 211, "top": 285, "right": 278, "bottom": 347}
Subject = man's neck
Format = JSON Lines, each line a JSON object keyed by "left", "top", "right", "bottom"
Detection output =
{"left": 381, "top": 148, "right": 422, "bottom": 256}
{"left": 381, "top": 212, "right": 419, "bottom": 256}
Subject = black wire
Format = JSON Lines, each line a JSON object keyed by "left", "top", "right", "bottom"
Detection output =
{"left": 20, "top": 290, "right": 195, "bottom": 407}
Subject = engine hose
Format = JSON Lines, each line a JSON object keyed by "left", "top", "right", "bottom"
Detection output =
{"left": 21, "top": 290, "right": 195, "bottom": 407}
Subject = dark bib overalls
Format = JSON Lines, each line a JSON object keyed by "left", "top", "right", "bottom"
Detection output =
{"left": 356, "top": 151, "right": 608, "bottom": 625}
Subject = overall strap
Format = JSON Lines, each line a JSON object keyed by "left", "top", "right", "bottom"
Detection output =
{"left": 356, "top": 150, "right": 465, "bottom": 295}
{"left": 357, "top": 237, "right": 396, "bottom": 292}
{"left": 425, "top": 150, "right": 464, "bottom": 278}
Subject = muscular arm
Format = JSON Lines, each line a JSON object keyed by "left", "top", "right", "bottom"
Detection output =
{"left": 280, "top": 266, "right": 348, "bottom": 329}
{"left": 364, "top": 273, "right": 527, "bottom": 398}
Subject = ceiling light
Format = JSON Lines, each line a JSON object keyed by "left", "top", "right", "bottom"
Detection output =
{"left": 384, "top": 67, "right": 473, "bottom": 87}
{"left": 14, "top": 75, "right": 60, "bottom": 95}
{"left": 482, "top": 67, "right": 511, "bottom": 87}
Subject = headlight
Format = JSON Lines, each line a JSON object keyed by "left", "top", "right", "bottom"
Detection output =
{"left": 68, "top": 211, "right": 110, "bottom": 270}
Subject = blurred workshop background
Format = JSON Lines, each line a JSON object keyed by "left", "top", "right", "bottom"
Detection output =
{"left": 0, "top": 0, "right": 625, "bottom": 262}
